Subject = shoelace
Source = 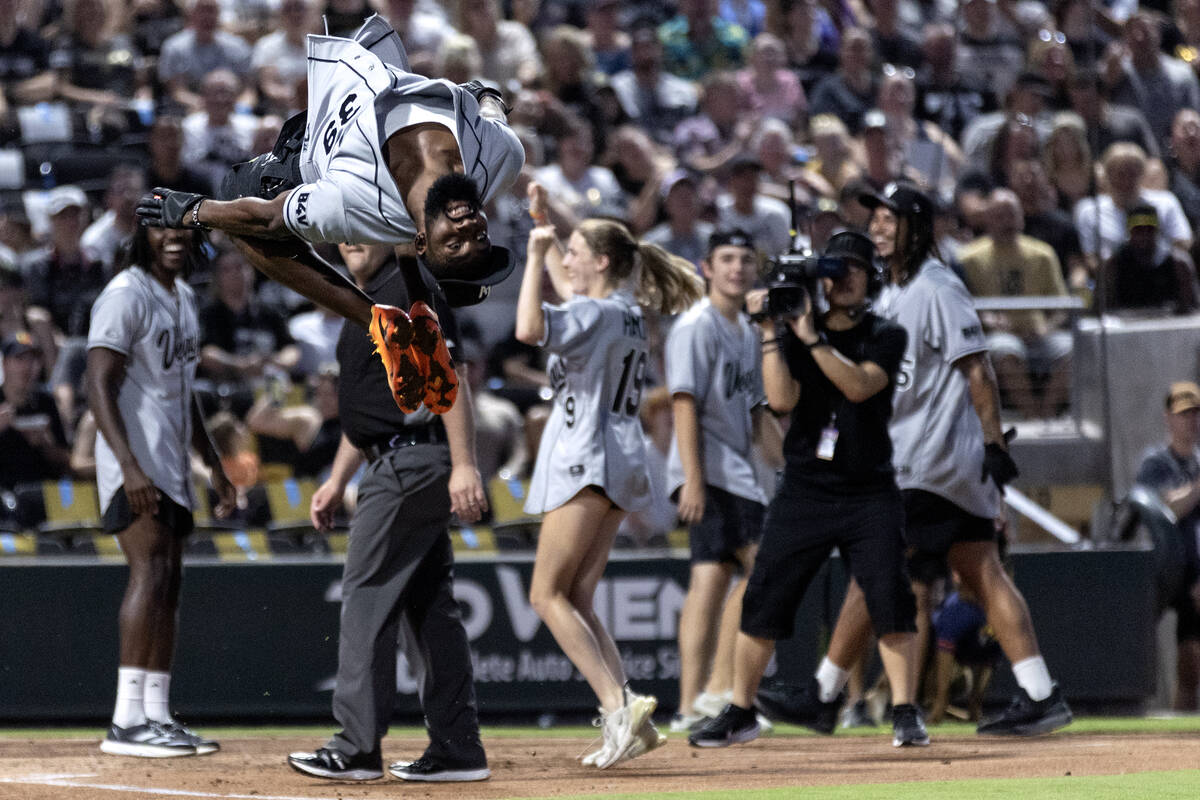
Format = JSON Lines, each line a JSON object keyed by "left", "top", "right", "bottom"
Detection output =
{"left": 577, "top": 712, "right": 608, "bottom": 762}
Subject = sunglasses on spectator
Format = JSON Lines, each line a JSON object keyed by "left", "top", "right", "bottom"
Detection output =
{"left": 1038, "top": 29, "right": 1067, "bottom": 45}
{"left": 882, "top": 63, "right": 915, "bottom": 80}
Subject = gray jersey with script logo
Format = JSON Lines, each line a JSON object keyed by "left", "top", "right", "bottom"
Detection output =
{"left": 665, "top": 298, "right": 766, "bottom": 504}
{"left": 874, "top": 258, "right": 999, "bottom": 518}
{"left": 525, "top": 289, "right": 652, "bottom": 514}
{"left": 88, "top": 267, "right": 201, "bottom": 514}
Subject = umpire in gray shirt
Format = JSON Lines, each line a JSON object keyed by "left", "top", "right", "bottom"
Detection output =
{"left": 287, "top": 243, "right": 491, "bottom": 784}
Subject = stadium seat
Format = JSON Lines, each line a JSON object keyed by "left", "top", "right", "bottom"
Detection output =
{"left": 38, "top": 479, "right": 100, "bottom": 536}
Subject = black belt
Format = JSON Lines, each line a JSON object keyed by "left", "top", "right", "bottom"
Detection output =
{"left": 361, "top": 426, "right": 446, "bottom": 462}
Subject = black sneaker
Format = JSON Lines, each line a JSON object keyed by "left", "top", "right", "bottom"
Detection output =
{"left": 687, "top": 704, "right": 760, "bottom": 748}
{"left": 159, "top": 720, "right": 219, "bottom": 755}
{"left": 388, "top": 753, "right": 490, "bottom": 782}
{"left": 977, "top": 685, "right": 1072, "bottom": 736}
{"left": 891, "top": 703, "right": 930, "bottom": 747}
{"left": 99, "top": 721, "right": 196, "bottom": 758}
{"left": 755, "top": 677, "right": 843, "bottom": 734}
{"left": 288, "top": 747, "right": 383, "bottom": 780}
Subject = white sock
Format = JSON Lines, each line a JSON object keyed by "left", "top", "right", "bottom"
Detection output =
{"left": 113, "top": 667, "right": 147, "bottom": 728}
{"left": 144, "top": 671, "right": 174, "bottom": 723}
{"left": 1012, "top": 656, "right": 1053, "bottom": 702}
{"left": 814, "top": 657, "right": 850, "bottom": 703}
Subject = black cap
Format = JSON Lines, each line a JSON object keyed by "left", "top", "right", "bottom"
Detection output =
{"left": 1127, "top": 203, "right": 1159, "bottom": 230}
{"left": 1, "top": 331, "right": 37, "bottom": 358}
{"left": 859, "top": 181, "right": 935, "bottom": 221}
{"left": 822, "top": 230, "right": 876, "bottom": 267}
{"left": 728, "top": 153, "right": 764, "bottom": 173}
{"left": 427, "top": 245, "right": 518, "bottom": 307}
{"left": 707, "top": 228, "right": 756, "bottom": 254}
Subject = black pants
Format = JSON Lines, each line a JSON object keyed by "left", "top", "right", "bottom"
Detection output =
{"left": 329, "top": 443, "right": 484, "bottom": 765}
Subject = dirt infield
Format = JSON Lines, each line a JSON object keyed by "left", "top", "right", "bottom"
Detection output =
{"left": 2, "top": 731, "right": 1200, "bottom": 799}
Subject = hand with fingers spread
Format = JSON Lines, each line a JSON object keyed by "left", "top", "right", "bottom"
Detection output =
{"left": 136, "top": 187, "right": 207, "bottom": 229}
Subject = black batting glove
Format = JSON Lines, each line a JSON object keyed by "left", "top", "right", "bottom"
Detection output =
{"left": 136, "top": 187, "right": 206, "bottom": 229}
{"left": 981, "top": 442, "right": 1019, "bottom": 490}
{"left": 458, "top": 80, "right": 511, "bottom": 114}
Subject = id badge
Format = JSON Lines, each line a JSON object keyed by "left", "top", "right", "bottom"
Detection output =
{"left": 817, "top": 425, "right": 839, "bottom": 461}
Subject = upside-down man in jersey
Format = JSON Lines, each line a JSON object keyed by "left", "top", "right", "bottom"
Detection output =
{"left": 136, "top": 14, "right": 524, "bottom": 415}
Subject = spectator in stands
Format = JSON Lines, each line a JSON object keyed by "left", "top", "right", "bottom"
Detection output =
{"left": 753, "top": 118, "right": 832, "bottom": 207}
{"left": 1026, "top": 28, "right": 1075, "bottom": 111}
{"left": 1007, "top": 157, "right": 1087, "bottom": 291}
{"left": 807, "top": 114, "right": 862, "bottom": 196}
{"left": 251, "top": 0, "right": 319, "bottom": 117}
{"left": 535, "top": 118, "right": 627, "bottom": 221}
{"left": 646, "top": 169, "right": 714, "bottom": 268}
{"left": 956, "top": 0, "right": 1025, "bottom": 100}
{"left": 961, "top": 73, "right": 1053, "bottom": 174}
{"left": 808, "top": 197, "right": 844, "bottom": 253}
{"left": 716, "top": 154, "right": 791, "bottom": 257}
{"left": 48, "top": 0, "right": 139, "bottom": 111}
{"left": 376, "top": 0, "right": 452, "bottom": 74}
{"left": 82, "top": 166, "right": 147, "bottom": 273}
{"left": 660, "top": 0, "right": 749, "bottom": 81}
{"left": 719, "top": 0, "right": 765, "bottom": 38}
{"left": 321, "top": 0, "right": 376, "bottom": 38}
{"left": 288, "top": 305, "right": 344, "bottom": 378}
{"left": 434, "top": 33, "right": 484, "bottom": 84}
{"left": 959, "top": 188, "right": 1071, "bottom": 420}
{"left": 131, "top": 0, "right": 185, "bottom": 60}
{"left": 1043, "top": 112, "right": 1093, "bottom": 211}
{"left": 0, "top": 331, "right": 70, "bottom": 489}
{"left": 876, "top": 63, "right": 962, "bottom": 199}
{"left": 182, "top": 69, "right": 258, "bottom": 194}
{"left": 0, "top": 202, "right": 37, "bottom": 268}
{"left": 198, "top": 250, "right": 300, "bottom": 411}
{"left": 539, "top": 25, "right": 607, "bottom": 149}
{"left": 1075, "top": 142, "right": 1193, "bottom": 272}
{"left": 808, "top": 26, "right": 875, "bottom": 134}
{"left": 454, "top": 0, "right": 542, "bottom": 89}
{"left": 673, "top": 71, "right": 747, "bottom": 174}
{"left": 1066, "top": 67, "right": 1158, "bottom": 161}
{"left": 777, "top": 0, "right": 840, "bottom": 83}
{"left": 606, "top": 124, "right": 679, "bottom": 235}
{"left": 914, "top": 22, "right": 994, "bottom": 144}
{"left": 1169, "top": 109, "right": 1200, "bottom": 235}
{"left": 0, "top": 270, "right": 57, "bottom": 382}
{"left": 246, "top": 368, "right": 342, "bottom": 480}
{"left": 0, "top": 0, "right": 55, "bottom": 114}
{"left": 147, "top": 115, "right": 212, "bottom": 198}
{"left": 867, "top": 0, "right": 921, "bottom": 69}
{"left": 737, "top": 32, "right": 805, "bottom": 126}
{"left": 1136, "top": 381, "right": 1200, "bottom": 711}
{"left": 24, "top": 185, "right": 106, "bottom": 339}
{"left": 460, "top": 338, "right": 527, "bottom": 484}
{"left": 611, "top": 25, "right": 699, "bottom": 145}
{"left": 859, "top": 109, "right": 905, "bottom": 191}
{"left": 158, "top": 0, "right": 253, "bottom": 112}
{"left": 1102, "top": 204, "right": 1199, "bottom": 315}
{"left": 1106, "top": 10, "right": 1200, "bottom": 152}
{"left": 583, "top": 0, "right": 630, "bottom": 76}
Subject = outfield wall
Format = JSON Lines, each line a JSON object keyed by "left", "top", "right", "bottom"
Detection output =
{"left": 0, "top": 547, "right": 1155, "bottom": 720}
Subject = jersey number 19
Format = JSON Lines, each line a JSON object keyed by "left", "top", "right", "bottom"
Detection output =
{"left": 612, "top": 349, "right": 648, "bottom": 417}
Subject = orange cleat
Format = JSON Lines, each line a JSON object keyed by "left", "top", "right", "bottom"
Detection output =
{"left": 408, "top": 301, "right": 458, "bottom": 414}
{"left": 368, "top": 304, "right": 424, "bottom": 413}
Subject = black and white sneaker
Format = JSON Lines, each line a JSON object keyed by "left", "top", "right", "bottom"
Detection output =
{"left": 687, "top": 704, "right": 760, "bottom": 748}
{"left": 159, "top": 720, "right": 219, "bottom": 755}
{"left": 977, "top": 685, "right": 1072, "bottom": 736}
{"left": 99, "top": 721, "right": 196, "bottom": 758}
{"left": 755, "top": 677, "right": 843, "bottom": 734}
{"left": 891, "top": 703, "right": 930, "bottom": 747}
{"left": 288, "top": 747, "right": 383, "bottom": 780}
{"left": 388, "top": 753, "right": 490, "bottom": 782}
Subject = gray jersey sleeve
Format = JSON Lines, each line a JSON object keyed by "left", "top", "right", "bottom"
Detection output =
{"left": 88, "top": 284, "right": 147, "bottom": 355}
{"left": 540, "top": 296, "right": 604, "bottom": 357}
{"left": 665, "top": 315, "right": 710, "bottom": 400}
{"left": 925, "top": 280, "right": 988, "bottom": 364}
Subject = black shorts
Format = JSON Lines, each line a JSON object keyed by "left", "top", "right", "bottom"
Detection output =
{"left": 101, "top": 486, "right": 195, "bottom": 537}
{"left": 902, "top": 489, "right": 996, "bottom": 585}
{"left": 687, "top": 485, "right": 764, "bottom": 565}
{"left": 741, "top": 483, "right": 916, "bottom": 640}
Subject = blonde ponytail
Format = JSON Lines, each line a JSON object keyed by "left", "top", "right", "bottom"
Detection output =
{"left": 635, "top": 241, "right": 705, "bottom": 315}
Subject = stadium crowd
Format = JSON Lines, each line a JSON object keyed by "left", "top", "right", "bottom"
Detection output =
{"left": 2, "top": 0, "right": 1200, "bottom": 539}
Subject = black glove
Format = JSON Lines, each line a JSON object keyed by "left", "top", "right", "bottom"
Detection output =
{"left": 458, "top": 80, "right": 511, "bottom": 114}
{"left": 136, "top": 187, "right": 206, "bottom": 229}
{"left": 981, "top": 443, "right": 1019, "bottom": 490}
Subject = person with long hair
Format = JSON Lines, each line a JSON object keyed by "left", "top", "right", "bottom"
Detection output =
{"left": 87, "top": 225, "right": 236, "bottom": 757}
{"left": 515, "top": 183, "right": 703, "bottom": 769}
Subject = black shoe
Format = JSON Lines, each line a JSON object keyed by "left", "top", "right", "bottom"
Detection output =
{"left": 288, "top": 747, "right": 383, "bottom": 780}
{"left": 891, "top": 703, "right": 930, "bottom": 747}
{"left": 99, "top": 721, "right": 196, "bottom": 758}
{"left": 388, "top": 753, "right": 490, "bottom": 782}
{"left": 687, "top": 704, "right": 760, "bottom": 748}
{"left": 755, "top": 677, "right": 842, "bottom": 734}
{"left": 159, "top": 720, "right": 219, "bottom": 755}
{"left": 977, "top": 685, "right": 1072, "bottom": 736}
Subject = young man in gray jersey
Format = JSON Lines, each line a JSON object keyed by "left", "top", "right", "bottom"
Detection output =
{"left": 136, "top": 15, "right": 524, "bottom": 416}
{"left": 757, "top": 182, "right": 1072, "bottom": 737}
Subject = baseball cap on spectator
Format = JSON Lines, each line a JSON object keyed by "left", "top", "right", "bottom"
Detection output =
{"left": 1166, "top": 381, "right": 1200, "bottom": 413}
{"left": 46, "top": 185, "right": 88, "bottom": 216}
{"left": 1, "top": 331, "right": 37, "bottom": 359}
{"left": 814, "top": 197, "right": 843, "bottom": 221}
{"left": 1127, "top": 203, "right": 1159, "bottom": 231}
{"left": 707, "top": 228, "right": 756, "bottom": 254}
{"left": 862, "top": 109, "right": 887, "bottom": 132}
{"left": 660, "top": 168, "right": 697, "bottom": 199}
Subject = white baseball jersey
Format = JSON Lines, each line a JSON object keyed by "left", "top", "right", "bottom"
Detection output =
{"left": 665, "top": 298, "right": 767, "bottom": 504}
{"left": 87, "top": 267, "right": 201, "bottom": 515}
{"left": 281, "top": 14, "right": 524, "bottom": 245}
{"left": 525, "top": 290, "right": 653, "bottom": 514}
{"left": 874, "top": 258, "right": 999, "bottom": 519}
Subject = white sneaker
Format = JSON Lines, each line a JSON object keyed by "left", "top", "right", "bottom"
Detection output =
{"left": 669, "top": 712, "right": 705, "bottom": 732}
{"left": 595, "top": 691, "right": 657, "bottom": 769}
{"left": 756, "top": 713, "right": 774, "bottom": 735}
{"left": 580, "top": 710, "right": 613, "bottom": 767}
{"left": 691, "top": 690, "right": 732, "bottom": 719}
{"left": 613, "top": 717, "right": 667, "bottom": 765}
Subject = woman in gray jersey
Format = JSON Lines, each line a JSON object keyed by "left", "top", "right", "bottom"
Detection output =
{"left": 515, "top": 184, "right": 703, "bottom": 769}
{"left": 87, "top": 225, "right": 236, "bottom": 758}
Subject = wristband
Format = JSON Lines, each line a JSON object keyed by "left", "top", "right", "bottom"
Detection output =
{"left": 191, "top": 198, "right": 208, "bottom": 230}
{"left": 804, "top": 333, "right": 827, "bottom": 350}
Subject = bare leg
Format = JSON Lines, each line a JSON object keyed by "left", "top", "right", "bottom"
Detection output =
{"left": 878, "top": 632, "right": 917, "bottom": 705}
{"left": 826, "top": 579, "right": 875, "bottom": 671}
{"left": 928, "top": 649, "right": 957, "bottom": 724}
{"left": 911, "top": 580, "right": 934, "bottom": 704}
{"left": 948, "top": 541, "right": 1039, "bottom": 663}
{"left": 704, "top": 578, "right": 744, "bottom": 696}
{"left": 678, "top": 562, "right": 734, "bottom": 713}
{"left": 731, "top": 633, "right": 776, "bottom": 709}
{"left": 117, "top": 514, "right": 184, "bottom": 671}
{"left": 568, "top": 504, "right": 630, "bottom": 697}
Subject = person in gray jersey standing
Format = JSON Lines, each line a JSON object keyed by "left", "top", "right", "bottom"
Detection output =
{"left": 87, "top": 225, "right": 236, "bottom": 758}
{"left": 758, "top": 182, "right": 1072, "bottom": 737}
{"left": 287, "top": 242, "right": 490, "bottom": 783}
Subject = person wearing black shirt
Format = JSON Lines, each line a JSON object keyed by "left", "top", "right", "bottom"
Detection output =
{"left": 0, "top": 331, "right": 69, "bottom": 489}
{"left": 688, "top": 231, "right": 924, "bottom": 749}
{"left": 287, "top": 243, "right": 490, "bottom": 783}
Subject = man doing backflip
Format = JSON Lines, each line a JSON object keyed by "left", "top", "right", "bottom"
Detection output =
{"left": 757, "top": 182, "right": 1072, "bottom": 736}
{"left": 137, "top": 14, "right": 524, "bottom": 414}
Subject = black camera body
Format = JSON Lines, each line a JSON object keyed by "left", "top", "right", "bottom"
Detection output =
{"left": 755, "top": 252, "right": 848, "bottom": 322}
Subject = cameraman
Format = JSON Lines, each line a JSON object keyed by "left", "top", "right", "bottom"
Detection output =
{"left": 688, "top": 231, "right": 926, "bottom": 749}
